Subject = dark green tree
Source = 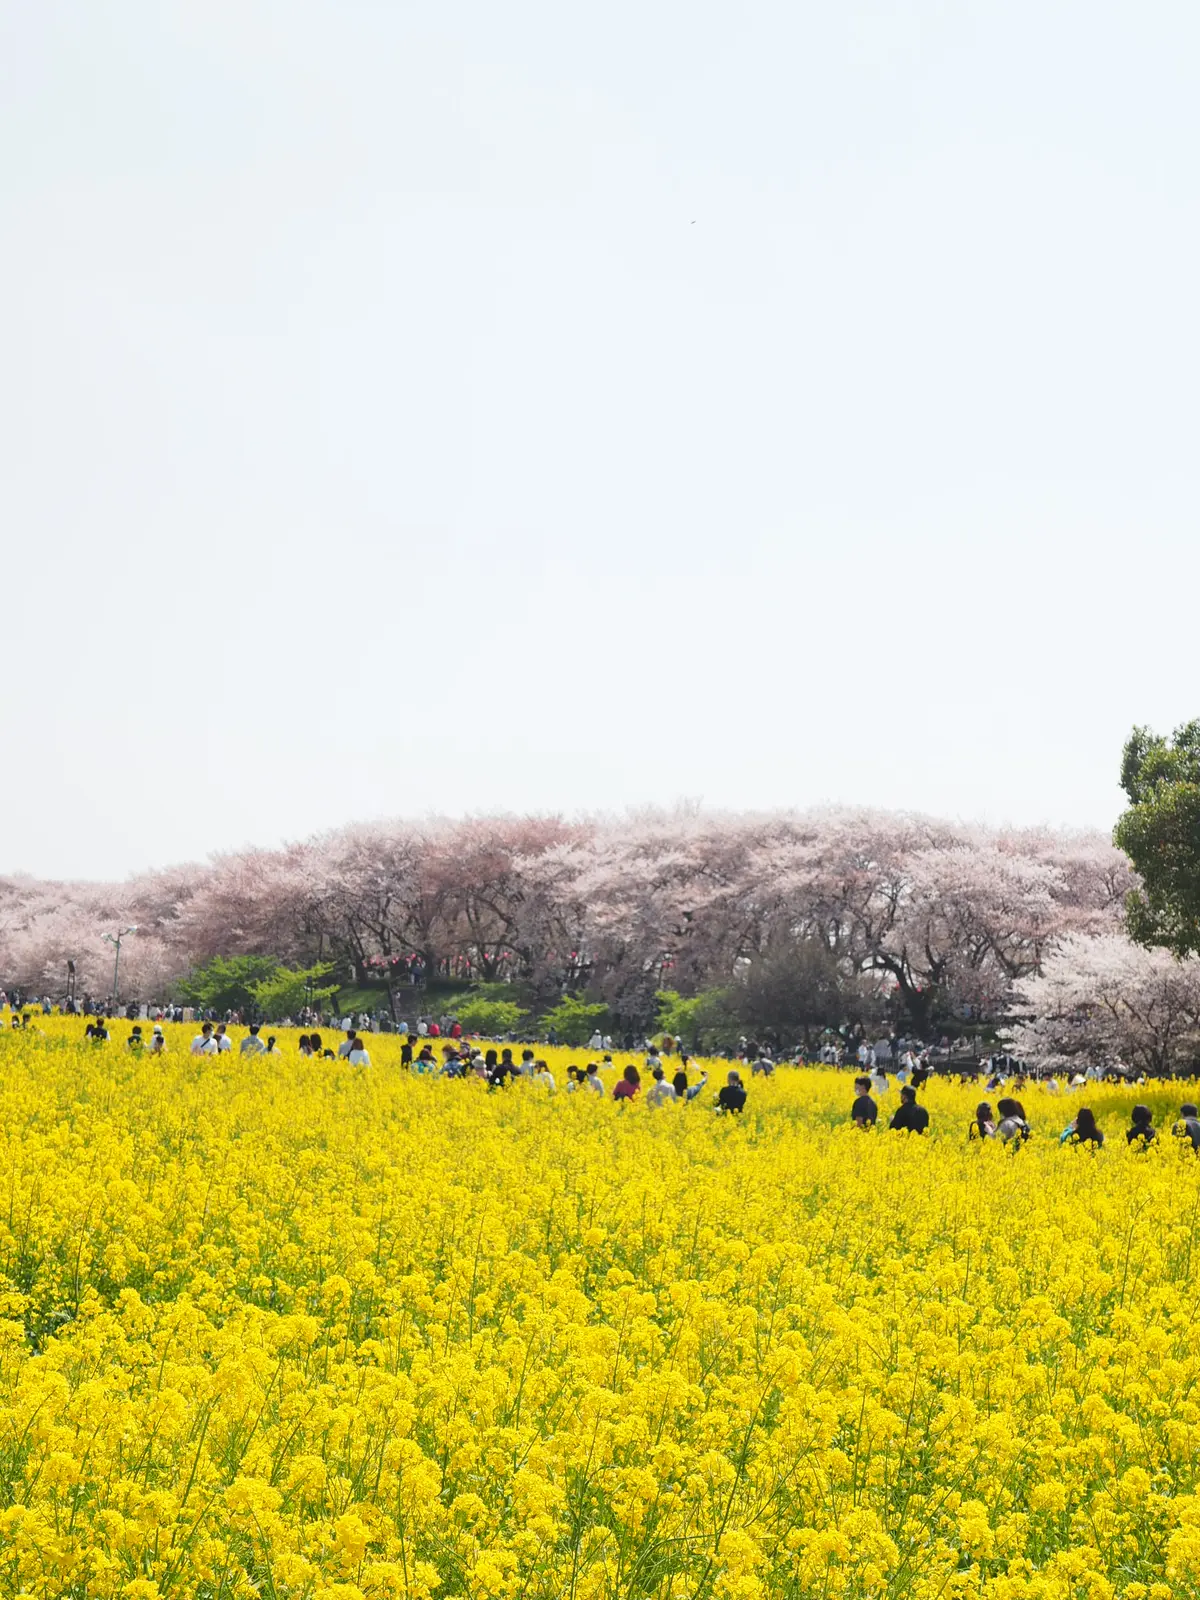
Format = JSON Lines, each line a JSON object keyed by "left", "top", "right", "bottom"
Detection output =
{"left": 732, "top": 935, "right": 882, "bottom": 1051}
{"left": 1115, "top": 720, "right": 1200, "bottom": 956}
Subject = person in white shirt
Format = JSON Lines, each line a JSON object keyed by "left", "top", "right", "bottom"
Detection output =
{"left": 587, "top": 1030, "right": 604, "bottom": 1050}
{"left": 584, "top": 1063, "right": 605, "bottom": 1095}
{"left": 348, "top": 1042, "right": 371, "bottom": 1066}
{"left": 532, "top": 1062, "right": 556, "bottom": 1091}
{"left": 240, "top": 1025, "right": 266, "bottom": 1056}
{"left": 337, "top": 1029, "right": 357, "bottom": 1059}
{"left": 646, "top": 1067, "right": 677, "bottom": 1106}
{"left": 190, "top": 1023, "right": 218, "bottom": 1055}
{"left": 215, "top": 1024, "right": 233, "bottom": 1052}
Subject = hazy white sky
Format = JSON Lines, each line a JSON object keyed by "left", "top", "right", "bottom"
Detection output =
{"left": 2, "top": 1, "right": 1197, "bottom": 880}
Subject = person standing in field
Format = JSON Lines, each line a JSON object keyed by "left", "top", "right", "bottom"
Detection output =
{"left": 584, "top": 1063, "right": 605, "bottom": 1095}
{"left": 613, "top": 1066, "right": 641, "bottom": 1101}
{"left": 191, "top": 1022, "right": 218, "bottom": 1055}
{"left": 673, "top": 1067, "right": 708, "bottom": 1102}
{"left": 240, "top": 1024, "right": 266, "bottom": 1055}
{"left": 1174, "top": 1104, "right": 1200, "bottom": 1150}
{"left": 889, "top": 1086, "right": 929, "bottom": 1134}
{"left": 851, "top": 1076, "right": 877, "bottom": 1127}
{"left": 646, "top": 1066, "right": 677, "bottom": 1106}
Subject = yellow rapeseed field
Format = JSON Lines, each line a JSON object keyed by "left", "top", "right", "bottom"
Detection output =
{"left": 1, "top": 1019, "right": 1199, "bottom": 1600}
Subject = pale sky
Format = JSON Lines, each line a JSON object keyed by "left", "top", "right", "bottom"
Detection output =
{"left": 2, "top": 1, "right": 1197, "bottom": 880}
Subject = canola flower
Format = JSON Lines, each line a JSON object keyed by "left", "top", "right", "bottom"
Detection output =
{"left": 0, "top": 1019, "right": 1199, "bottom": 1599}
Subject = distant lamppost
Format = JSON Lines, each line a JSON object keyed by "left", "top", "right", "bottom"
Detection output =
{"left": 102, "top": 927, "right": 137, "bottom": 1011}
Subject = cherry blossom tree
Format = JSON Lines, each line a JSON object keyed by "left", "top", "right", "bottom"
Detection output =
{"left": 1011, "top": 933, "right": 1200, "bottom": 1077}
{"left": 0, "top": 807, "right": 1142, "bottom": 1031}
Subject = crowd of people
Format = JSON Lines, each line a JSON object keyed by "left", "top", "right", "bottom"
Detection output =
{"left": 9, "top": 1004, "right": 1200, "bottom": 1145}
{"left": 847, "top": 1070, "right": 1200, "bottom": 1149}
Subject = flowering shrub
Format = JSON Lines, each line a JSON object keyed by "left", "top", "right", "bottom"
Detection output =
{"left": 0, "top": 1019, "right": 1197, "bottom": 1598}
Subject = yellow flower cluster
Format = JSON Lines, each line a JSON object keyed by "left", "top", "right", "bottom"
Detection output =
{"left": 0, "top": 1017, "right": 1198, "bottom": 1599}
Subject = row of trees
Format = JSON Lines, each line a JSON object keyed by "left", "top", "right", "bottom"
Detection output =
{"left": 0, "top": 807, "right": 1137, "bottom": 1038}
{"left": 5, "top": 714, "right": 1199, "bottom": 1064}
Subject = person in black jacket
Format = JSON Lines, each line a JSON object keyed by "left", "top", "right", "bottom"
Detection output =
{"left": 717, "top": 1071, "right": 747, "bottom": 1114}
{"left": 889, "top": 1085, "right": 929, "bottom": 1134}
{"left": 851, "top": 1076, "right": 877, "bottom": 1128}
